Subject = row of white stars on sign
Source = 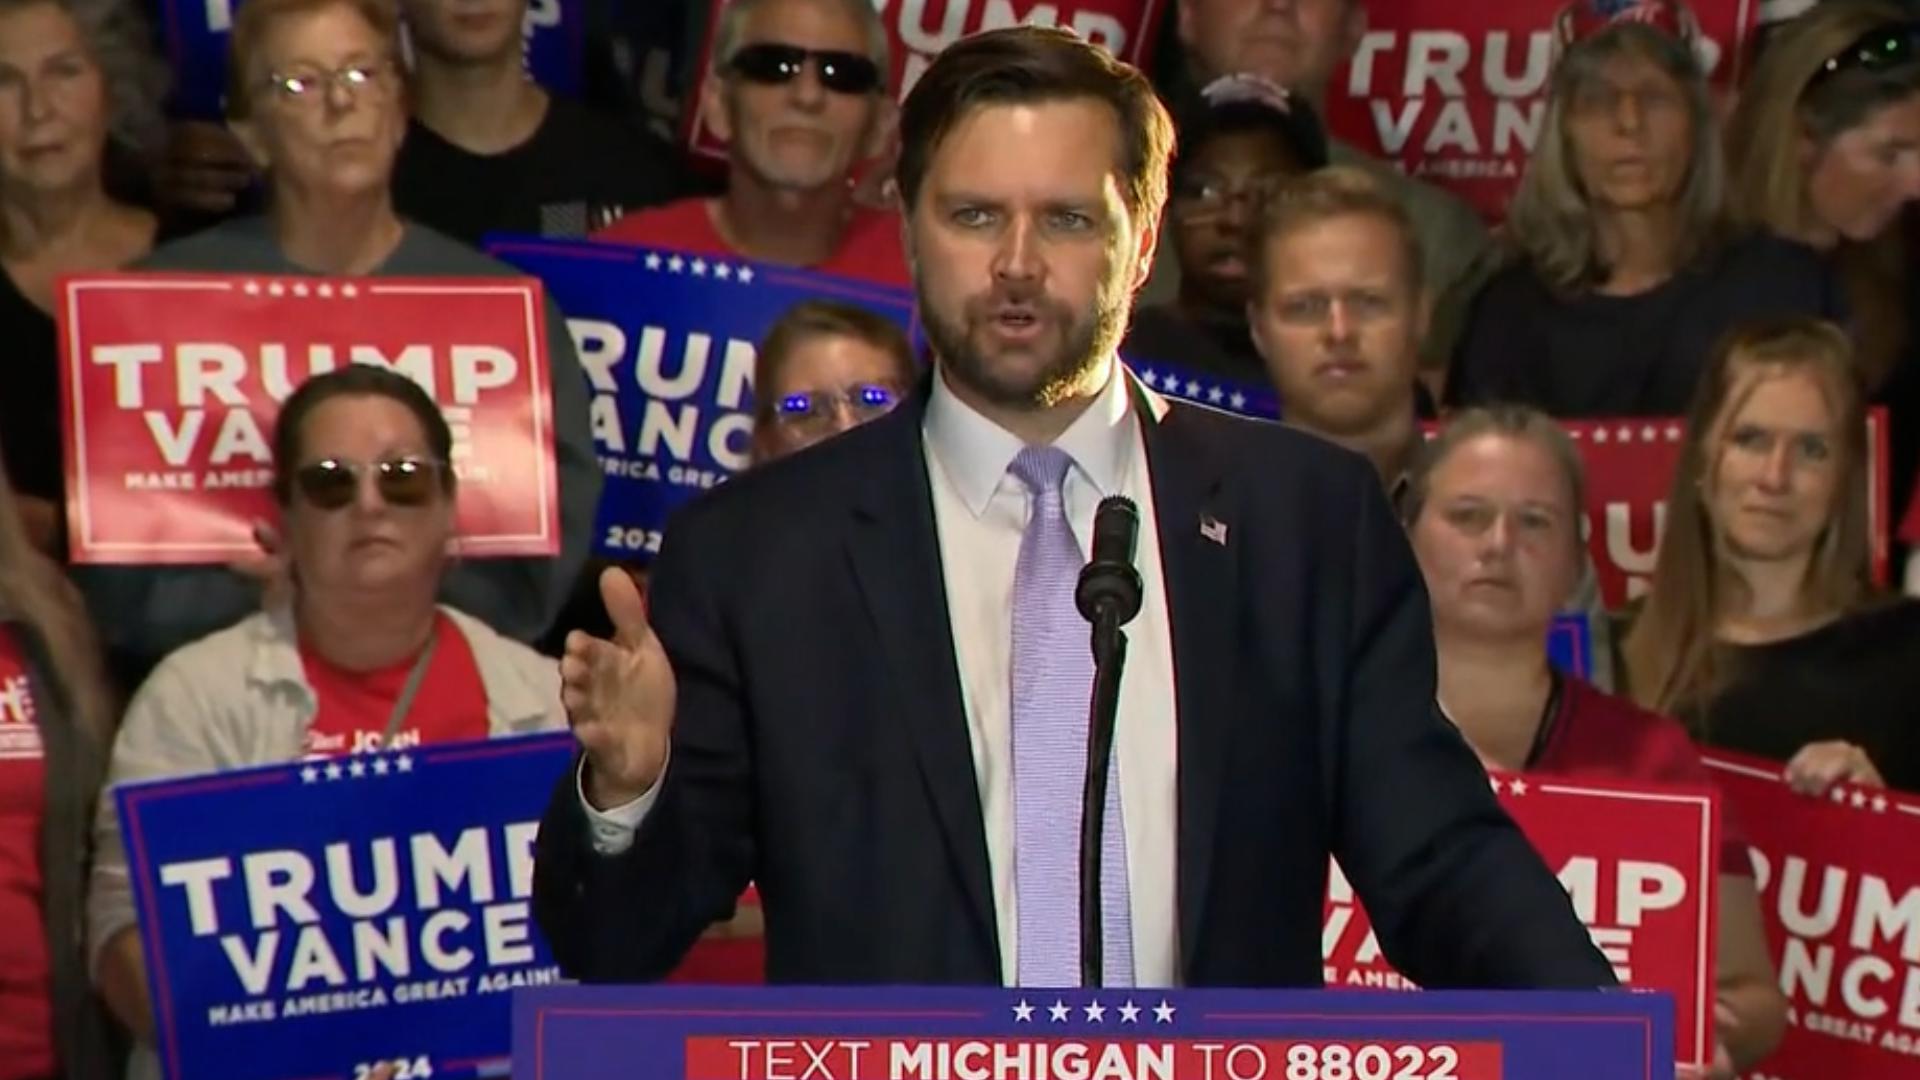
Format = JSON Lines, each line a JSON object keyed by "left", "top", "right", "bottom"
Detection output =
{"left": 1829, "top": 786, "right": 1891, "bottom": 814}
{"left": 241, "top": 280, "right": 359, "bottom": 299}
{"left": 1132, "top": 369, "right": 1252, "bottom": 412}
{"left": 639, "top": 252, "right": 756, "bottom": 282}
{"left": 1010, "top": 999, "right": 1176, "bottom": 1024}
{"left": 300, "top": 754, "right": 415, "bottom": 783}
{"left": 1567, "top": 424, "right": 1684, "bottom": 445}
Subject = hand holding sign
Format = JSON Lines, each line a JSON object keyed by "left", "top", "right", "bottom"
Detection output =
{"left": 1785, "top": 739, "right": 1886, "bottom": 796}
{"left": 566, "top": 567, "right": 675, "bottom": 808}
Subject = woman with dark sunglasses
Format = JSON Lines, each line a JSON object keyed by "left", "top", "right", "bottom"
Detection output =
{"left": 86, "top": 365, "right": 566, "bottom": 1080}
{"left": 1726, "top": 2, "right": 1920, "bottom": 560}
{"left": 592, "top": 0, "right": 909, "bottom": 287}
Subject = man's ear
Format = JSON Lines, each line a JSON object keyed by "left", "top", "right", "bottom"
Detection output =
{"left": 1129, "top": 207, "right": 1162, "bottom": 296}
{"left": 228, "top": 117, "right": 272, "bottom": 171}
{"left": 700, "top": 76, "right": 733, "bottom": 145}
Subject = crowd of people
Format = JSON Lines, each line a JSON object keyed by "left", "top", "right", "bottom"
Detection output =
{"left": 0, "top": 0, "right": 1916, "bottom": 1076}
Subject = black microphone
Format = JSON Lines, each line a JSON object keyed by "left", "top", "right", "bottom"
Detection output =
{"left": 1075, "top": 496, "right": 1143, "bottom": 629}
{"left": 1075, "top": 495, "right": 1141, "bottom": 988}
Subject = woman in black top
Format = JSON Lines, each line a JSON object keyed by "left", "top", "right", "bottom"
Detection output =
{"left": 1449, "top": 19, "right": 1840, "bottom": 418}
{"left": 0, "top": 0, "right": 168, "bottom": 558}
{"left": 1622, "top": 318, "right": 1920, "bottom": 795}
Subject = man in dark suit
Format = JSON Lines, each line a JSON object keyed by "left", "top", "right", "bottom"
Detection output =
{"left": 533, "top": 25, "right": 1615, "bottom": 990}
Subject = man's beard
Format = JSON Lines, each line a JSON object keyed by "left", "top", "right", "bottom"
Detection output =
{"left": 918, "top": 284, "right": 1126, "bottom": 410}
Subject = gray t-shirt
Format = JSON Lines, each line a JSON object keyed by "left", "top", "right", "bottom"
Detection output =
{"left": 75, "top": 215, "right": 599, "bottom": 674}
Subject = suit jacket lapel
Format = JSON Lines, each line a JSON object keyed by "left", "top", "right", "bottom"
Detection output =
{"left": 1137, "top": 392, "right": 1240, "bottom": 976}
{"left": 843, "top": 386, "right": 1001, "bottom": 972}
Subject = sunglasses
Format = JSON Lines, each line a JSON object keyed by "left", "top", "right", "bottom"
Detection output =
{"left": 293, "top": 457, "right": 446, "bottom": 511}
{"left": 727, "top": 43, "right": 883, "bottom": 95}
{"left": 1812, "top": 23, "right": 1920, "bottom": 86}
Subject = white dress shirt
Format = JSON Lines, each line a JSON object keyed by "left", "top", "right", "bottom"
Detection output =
{"left": 582, "top": 359, "right": 1181, "bottom": 986}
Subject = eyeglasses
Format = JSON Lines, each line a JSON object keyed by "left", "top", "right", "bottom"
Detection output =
{"left": 1171, "top": 173, "right": 1286, "bottom": 221}
{"left": 772, "top": 383, "right": 901, "bottom": 430}
{"left": 261, "top": 59, "right": 395, "bottom": 106}
{"left": 727, "top": 43, "right": 883, "bottom": 95}
{"left": 1811, "top": 23, "right": 1920, "bottom": 87}
{"left": 293, "top": 457, "right": 446, "bottom": 511}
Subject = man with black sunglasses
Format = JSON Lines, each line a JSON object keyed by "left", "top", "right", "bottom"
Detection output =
{"left": 593, "top": 0, "right": 909, "bottom": 286}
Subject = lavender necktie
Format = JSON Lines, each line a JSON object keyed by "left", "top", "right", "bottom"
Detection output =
{"left": 1008, "top": 445, "right": 1134, "bottom": 987}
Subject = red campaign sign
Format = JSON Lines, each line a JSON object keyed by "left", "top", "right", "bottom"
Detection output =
{"left": 1322, "top": 0, "right": 1760, "bottom": 222}
{"left": 57, "top": 273, "right": 561, "bottom": 564}
{"left": 1421, "top": 414, "right": 1890, "bottom": 609}
{"left": 1323, "top": 773, "right": 1720, "bottom": 1066}
{"left": 684, "top": 0, "right": 1168, "bottom": 160}
{"left": 1701, "top": 752, "right": 1920, "bottom": 1080}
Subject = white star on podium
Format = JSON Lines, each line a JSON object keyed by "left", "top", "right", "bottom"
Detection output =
{"left": 715, "top": 263, "right": 733, "bottom": 280}
{"left": 1012, "top": 1000, "right": 1034, "bottom": 1022}
{"left": 1048, "top": 1000, "right": 1070, "bottom": 1023}
{"left": 691, "top": 258, "right": 709, "bottom": 276}
{"left": 372, "top": 757, "right": 390, "bottom": 776}
{"left": 644, "top": 253, "right": 662, "bottom": 271}
{"left": 1083, "top": 1001, "right": 1106, "bottom": 1023}
{"left": 1207, "top": 386, "right": 1225, "bottom": 404}
{"left": 738, "top": 267, "right": 756, "bottom": 283}
{"left": 1229, "top": 392, "right": 1247, "bottom": 411}
{"left": 1152, "top": 1000, "right": 1176, "bottom": 1023}
{"left": 348, "top": 759, "right": 366, "bottom": 778}
{"left": 324, "top": 762, "right": 343, "bottom": 781}
{"left": 395, "top": 754, "right": 414, "bottom": 773}
{"left": 299, "top": 765, "right": 319, "bottom": 784}
{"left": 1508, "top": 778, "right": 1529, "bottom": 796}
{"left": 667, "top": 255, "right": 685, "bottom": 273}
{"left": 1118, "top": 1001, "right": 1141, "bottom": 1023}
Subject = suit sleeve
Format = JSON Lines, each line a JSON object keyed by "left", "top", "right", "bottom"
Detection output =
{"left": 1328, "top": 467, "right": 1617, "bottom": 989}
{"left": 531, "top": 501, "right": 754, "bottom": 981}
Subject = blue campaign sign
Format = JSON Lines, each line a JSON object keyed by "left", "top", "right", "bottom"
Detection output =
{"left": 515, "top": 985, "right": 1674, "bottom": 1079}
{"left": 116, "top": 732, "right": 577, "bottom": 1080}
{"left": 156, "top": 0, "right": 585, "bottom": 116}
{"left": 1126, "top": 357, "right": 1279, "bottom": 420}
{"left": 488, "top": 237, "right": 918, "bottom": 562}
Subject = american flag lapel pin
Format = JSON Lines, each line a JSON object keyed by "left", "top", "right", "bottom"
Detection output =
{"left": 1199, "top": 514, "right": 1228, "bottom": 546}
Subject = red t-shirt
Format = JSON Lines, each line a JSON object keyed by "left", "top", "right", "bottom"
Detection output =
{"left": 1533, "top": 677, "right": 1754, "bottom": 876}
{"left": 0, "top": 627, "right": 53, "bottom": 1079}
{"left": 593, "top": 197, "right": 913, "bottom": 289}
{"left": 299, "top": 614, "right": 489, "bottom": 758}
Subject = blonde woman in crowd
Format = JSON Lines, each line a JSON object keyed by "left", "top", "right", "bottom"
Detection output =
{"left": 1404, "top": 406, "right": 1783, "bottom": 1079}
{"left": 1623, "top": 318, "right": 1920, "bottom": 794}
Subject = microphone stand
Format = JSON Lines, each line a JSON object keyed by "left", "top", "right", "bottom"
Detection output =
{"left": 1080, "top": 606, "right": 1127, "bottom": 988}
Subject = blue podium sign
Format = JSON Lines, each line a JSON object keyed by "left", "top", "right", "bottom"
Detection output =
{"left": 514, "top": 985, "right": 1673, "bottom": 1079}
{"left": 116, "top": 732, "right": 577, "bottom": 1080}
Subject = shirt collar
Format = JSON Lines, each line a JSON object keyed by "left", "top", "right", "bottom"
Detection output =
{"left": 924, "top": 357, "right": 1136, "bottom": 517}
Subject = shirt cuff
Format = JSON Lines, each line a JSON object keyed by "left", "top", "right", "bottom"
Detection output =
{"left": 577, "top": 754, "right": 664, "bottom": 856}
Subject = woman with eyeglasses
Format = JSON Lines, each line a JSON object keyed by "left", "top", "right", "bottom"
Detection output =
{"left": 1622, "top": 317, "right": 1920, "bottom": 796}
{"left": 86, "top": 365, "right": 567, "bottom": 1080}
{"left": 1404, "top": 405, "right": 1784, "bottom": 1080}
{"left": 71, "top": 0, "right": 598, "bottom": 689}
{"left": 592, "top": 0, "right": 907, "bottom": 286}
{"left": 0, "top": 0, "right": 168, "bottom": 560}
{"left": 1724, "top": 2, "right": 1920, "bottom": 595}
{"left": 1448, "top": 4, "right": 1841, "bottom": 418}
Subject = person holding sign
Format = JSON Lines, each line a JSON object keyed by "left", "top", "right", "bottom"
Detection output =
{"left": 1622, "top": 317, "right": 1920, "bottom": 795}
{"left": 593, "top": 0, "right": 909, "bottom": 286}
{"left": 0, "top": 0, "right": 169, "bottom": 558}
{"left": 86, "top": 365, "right": 567, "bottom": 1080}
{"left": 1449, "top": 9, "right": 1842, "bottom": 418}
{"left": 534, "top": 25, "right": 1614, "bottom": 992}
{"left": 0, "top": 444, "right": 120, "bottom": 1080}
{"left": 71, "top": 0, "right": 599, "bottom": 681}
{"left": 1402, "top": 405, "right": 1786, "bottom": 1079}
